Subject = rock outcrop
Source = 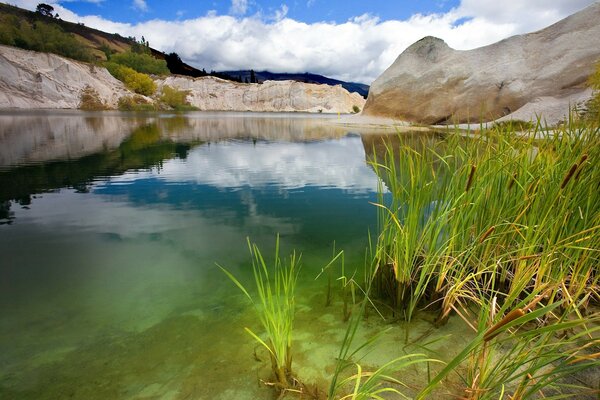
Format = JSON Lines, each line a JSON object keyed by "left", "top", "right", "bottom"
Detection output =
{"left": 363, "top": 3, "right": 600, "bottom": 124}
{"left": 0, "top": 44, "right": 365, "bottom": 114}
{"left": 156, "top": 76, "right": 365, "bottom": 114}
{"left": 0, "top": 45, "right": 130, "bottom": 109}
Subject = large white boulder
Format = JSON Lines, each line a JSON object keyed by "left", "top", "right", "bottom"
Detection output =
{"left": 363, "top": 2, "right": 600, "bottom": 124}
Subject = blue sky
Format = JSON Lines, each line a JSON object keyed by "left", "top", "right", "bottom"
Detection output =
{"left": 52, "top": 0, "right": 460, "bottom": 24}
{"left": 8, "top": 0, "right": 596, "bottom": 83}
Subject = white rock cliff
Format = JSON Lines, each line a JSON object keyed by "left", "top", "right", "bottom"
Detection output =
{"left": 0, "top": 44, "right": 365, "bottom": 113}
{"left": 0, "top": 45, "right": 130, "bottom": 109}
{"left": 155, "top": 76, "right": 365, "bottom": 114}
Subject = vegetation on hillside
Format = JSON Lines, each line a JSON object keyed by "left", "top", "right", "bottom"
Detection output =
{"left": 159, "top": 85, "right": 197, "bottom": 110}
{"left": 0, "top": 13, "right": 93, "bottom": 62}
{"left": 78, "top": 85, "right": 108, "bottom": 110}
{"left": 107, "top": 36, "right": 169, "bottom": 75}
{"left": 104, "top": 62, "right": 156, "bottom": 96}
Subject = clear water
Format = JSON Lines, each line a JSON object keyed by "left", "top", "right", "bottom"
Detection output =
{"left": 0, "top": 111, "right": 471, "bottom": 399}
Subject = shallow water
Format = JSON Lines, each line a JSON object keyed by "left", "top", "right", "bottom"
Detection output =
{"left": 0, "top": 111, "right": 471, "bottom": 399}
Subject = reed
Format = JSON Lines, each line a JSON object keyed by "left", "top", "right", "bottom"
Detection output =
{"left": 367, "top": 119, "right": 600, "bottom": 324}
{"left": 218, "top": 236, "right": 300, "bottom": 391}
{"left": 417, "top": 288, "right": 600, "bottom": 399}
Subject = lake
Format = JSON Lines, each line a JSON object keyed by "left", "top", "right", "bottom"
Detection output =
{"left": 0, "top": 111, "right": 468, "bottom": 399}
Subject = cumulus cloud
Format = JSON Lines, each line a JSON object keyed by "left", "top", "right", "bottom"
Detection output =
{"left": 132, "top": 0, "right": 148, "bottom": 12}
{"left": 6, "top": 0, "right": 597, "bottom": 83}
{"left": 230, "top": 0, "right": 248, "bottom": 15}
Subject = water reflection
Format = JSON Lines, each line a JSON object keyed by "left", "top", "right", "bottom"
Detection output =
{"left": 0, "top": 111, "right": 348, "bottom": 169}
{"left": 0, "top": 111, "right": 449, "bottom": 399}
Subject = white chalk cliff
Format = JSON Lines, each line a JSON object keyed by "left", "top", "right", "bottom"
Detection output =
{"left": 0, "top": 45, "right": 130, "bottom": 109}
{"left": 363, "top": 2, "right": 600, "bottom": 124}
{"left": 155, "top": 76, "right": 365, "bottom": 114}
{"left": 0, "top": 44, "right": 365, "bottom": 113}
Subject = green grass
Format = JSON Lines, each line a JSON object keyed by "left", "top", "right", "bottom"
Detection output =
{"left": 219, "top": 119, "right": 600, "bottom": 399}
{"left": 367, "top": 121, "right": 599, "bottom": 325}
{"left": 218, "top": 236, "right": 300, "bottom": 392}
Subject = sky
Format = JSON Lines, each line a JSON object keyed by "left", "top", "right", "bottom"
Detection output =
{"left": 5, "top": 0, "right": 597, "bottom": 83}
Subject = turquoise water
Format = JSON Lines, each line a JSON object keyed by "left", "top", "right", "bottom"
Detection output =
{"left": 0, "top": 111, "right": 470, "bottom": 399}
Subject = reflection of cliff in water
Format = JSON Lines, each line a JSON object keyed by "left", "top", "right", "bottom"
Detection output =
{"left": 0, "top": 123, "right": 194, "bottom": 207}
{"left": 0, "top": 112, "right": 351, "bottom": 214}
{"left": 0, "top": 111, "right": 349, "bottom": 169}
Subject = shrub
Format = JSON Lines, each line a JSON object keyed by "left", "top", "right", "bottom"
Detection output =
{"left": 109, "top": 51, "right": 169, "bottom": 75}
{"left": 105, "top": 62, "right": 156, "bottom": 96}
{"left": 159, "top": 85, "right": 197, "bottom": 110}
{"left": 352, "top": 105, "right": 360, "bottom": 114}
{"left": 0, "top": 15, "right": 93, "bottom": 62}
{"left": 117, "top": 95, "right": 156, "bottom": 111}
{"left": 79, "top": 85, "right": 108, "bottom": 110}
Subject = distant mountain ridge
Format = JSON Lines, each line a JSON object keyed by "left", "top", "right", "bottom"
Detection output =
{"left": 220, "top": 70, "right": 370, "bottom": 98}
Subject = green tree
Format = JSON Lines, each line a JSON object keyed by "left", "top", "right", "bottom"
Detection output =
{"left": 36, "top": 3, "right": 55, "bottom": 18}
{"left": 0, "top": 15, "right": 92, "bottom": 62}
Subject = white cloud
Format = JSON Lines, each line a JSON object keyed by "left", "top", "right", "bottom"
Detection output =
{"left": 132, "top": 0, "right": 148, "bottom": 12}
{"left": 60, "top": 0, "right": 104, "bottom": 3}
{"left": 112, "top": 136, "right": 381, "bottom": 192}
{"left": 230, "top": 0, "right": 248, "bottom": 15}
{"left": 5, "top": 0, "right": 597, "bottom": 83}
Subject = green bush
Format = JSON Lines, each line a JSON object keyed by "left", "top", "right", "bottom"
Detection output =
{"left": 159, "top": 85, "right": 197, "bottom": 110}
{"left": 109, "top": 51, "right": 169, "bottom": 75}
{"left": 352, "top": 105, "right": 360, "bottom": 113}
{"left": 117, "top": 95, "right": 156, "bottom": 111}
{"left": 0, "top": 14, "right": 93, "bottom": 62}
{"left": 105, "top": 62, "right": 156, "bottom": 96}
{"left": 79, "top": 85, "right": 108, "bottom": 110}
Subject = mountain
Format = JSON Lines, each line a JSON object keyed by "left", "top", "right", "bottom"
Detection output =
{"left": 220, "top": 70, "right": 370, "bottom": 98}
{"left": 362, "top": 2, "right": 600, "bottom": 124}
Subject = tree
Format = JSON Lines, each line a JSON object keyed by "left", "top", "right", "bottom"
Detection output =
{"left": 250, "top": 69, "right": 256, "bottom": 84}
{"left": 36, "top": 3, "right": 56, "bottom": 18}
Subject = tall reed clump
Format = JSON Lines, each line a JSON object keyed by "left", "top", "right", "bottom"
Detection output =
{"left": 218, "top": 236, "right": 300, "bottom": 392}
{"left": 367, "top": 121, "right": 600, "bottom": 325}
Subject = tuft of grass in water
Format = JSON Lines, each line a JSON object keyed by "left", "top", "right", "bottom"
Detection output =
{"left": 218, "top": 236, "right": 300, "bottom": 391}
